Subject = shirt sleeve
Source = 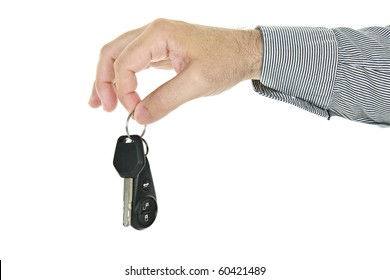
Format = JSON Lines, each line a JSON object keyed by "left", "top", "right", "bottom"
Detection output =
{"left": 252, "top": 25, "right": 390, "bottom": 125}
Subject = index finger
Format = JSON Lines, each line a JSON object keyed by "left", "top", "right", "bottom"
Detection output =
{"left": 113, "top": 21, "right": 172, "bottom": 113}
{"left": 93, "top": 26, "right": 146, "bottom": 112}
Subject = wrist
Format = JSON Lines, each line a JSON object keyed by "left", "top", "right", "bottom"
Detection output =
{"left": 240, "top": 29, "right": 263, "bottom": 81}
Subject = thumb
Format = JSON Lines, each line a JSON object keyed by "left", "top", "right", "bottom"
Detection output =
{"left": 134, "top": 64, "right": 209, "bottom": 124}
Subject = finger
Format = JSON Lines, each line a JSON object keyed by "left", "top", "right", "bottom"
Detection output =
{"left": 134, "top": 64, "right": 209, "bottom": 124}
{"left": 94, "top": 78, "right": 118, "bottom": 112}
{"left": 94, "top": 27, "right": 146, "bottom": 111}
{"left": 88, "top": 82, "right": 102, "bottom": 108}
{"left": 113, "top": 26, "right": 171, "bottom": 113}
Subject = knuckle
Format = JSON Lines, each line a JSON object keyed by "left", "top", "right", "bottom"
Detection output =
{"left": 149, "top": 18, "right": 172, "bottom": 32}
{"left": 151, "top": 18, "right": 168, "bottom": 27}
{"left": 113, "top": 58, "right": 119, "bottom": 71}
{"left": 99, "top": 42, "right": 112, "bottom": 58}
{"left": 113, "top": 56, "right": 123, "bottom": 73}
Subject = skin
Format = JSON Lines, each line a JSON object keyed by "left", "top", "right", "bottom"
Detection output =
{"left": 89, "top": 18, "right": 263, "bottom": 124}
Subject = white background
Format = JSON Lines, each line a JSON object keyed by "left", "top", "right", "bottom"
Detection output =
{"left": 0, "top": 0, "right": 389, "bottom": 279}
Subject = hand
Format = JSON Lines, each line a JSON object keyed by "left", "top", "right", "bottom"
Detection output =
{"left": 89, "top": 18, "right": 263, "bottom": 124}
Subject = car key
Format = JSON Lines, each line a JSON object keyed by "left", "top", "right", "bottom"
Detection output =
{"left": 113, "top": 134, "right": 158, "bottom": 230}
{"left": 113, "top": 135, "right": 145, "bottom": 227}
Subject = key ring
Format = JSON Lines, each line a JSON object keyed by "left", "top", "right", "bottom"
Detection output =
{"left": 126, "top": 112, "right": 147, "bottom": 138}
{"left": 126, "top": 112, "right": 149, "bottom": 155}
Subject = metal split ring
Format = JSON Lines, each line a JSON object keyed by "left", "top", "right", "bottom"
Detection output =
{"left": 126, "top": 112, "right": 147, "bottom": 138}
{"left": 125, "top": 112, "right": 148, "bottom": 155}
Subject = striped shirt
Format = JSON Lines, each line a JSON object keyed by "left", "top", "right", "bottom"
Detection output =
{"left": 252, "top": 25, "right": 390, "bottom": 125}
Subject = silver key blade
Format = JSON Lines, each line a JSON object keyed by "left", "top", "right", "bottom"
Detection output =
{"left": 123, "top": 178, "right": 133, "bottom": 227}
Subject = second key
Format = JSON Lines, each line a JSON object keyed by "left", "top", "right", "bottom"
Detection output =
{"left": 113, "top": 135, "right": 145, "bottom": 227}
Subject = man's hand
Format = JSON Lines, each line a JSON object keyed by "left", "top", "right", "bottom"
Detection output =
{"left": 89, "top": 18, "right": 262, "bottom": 124}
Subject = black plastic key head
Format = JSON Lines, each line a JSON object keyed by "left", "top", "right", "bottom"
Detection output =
{"left": 113, "top": 135, "right": 145, "bottom": 178}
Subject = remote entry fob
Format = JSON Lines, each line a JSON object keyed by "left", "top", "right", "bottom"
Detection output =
{"left": 130, "top": 157, "right": 157, "bottom": 229}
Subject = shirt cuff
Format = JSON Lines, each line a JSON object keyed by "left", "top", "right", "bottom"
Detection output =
{"left": 252, "top": 26, "right": 338, "bottom": 119}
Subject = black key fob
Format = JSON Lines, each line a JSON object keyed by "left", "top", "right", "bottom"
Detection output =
{"left": 131, "top": 157, "right": 158, "bottom": 229}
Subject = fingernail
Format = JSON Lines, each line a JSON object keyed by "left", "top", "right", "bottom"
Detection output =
{"left": 135, "top": 104, "right": 153, "bottom": 124}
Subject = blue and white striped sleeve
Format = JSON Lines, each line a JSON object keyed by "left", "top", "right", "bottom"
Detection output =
{"left": 252, "top": 25, "right": 390, "bottom": 125}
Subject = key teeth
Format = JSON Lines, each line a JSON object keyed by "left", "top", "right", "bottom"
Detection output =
{"left": 123, "top": 206, "right": 131, "bottom": 227}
